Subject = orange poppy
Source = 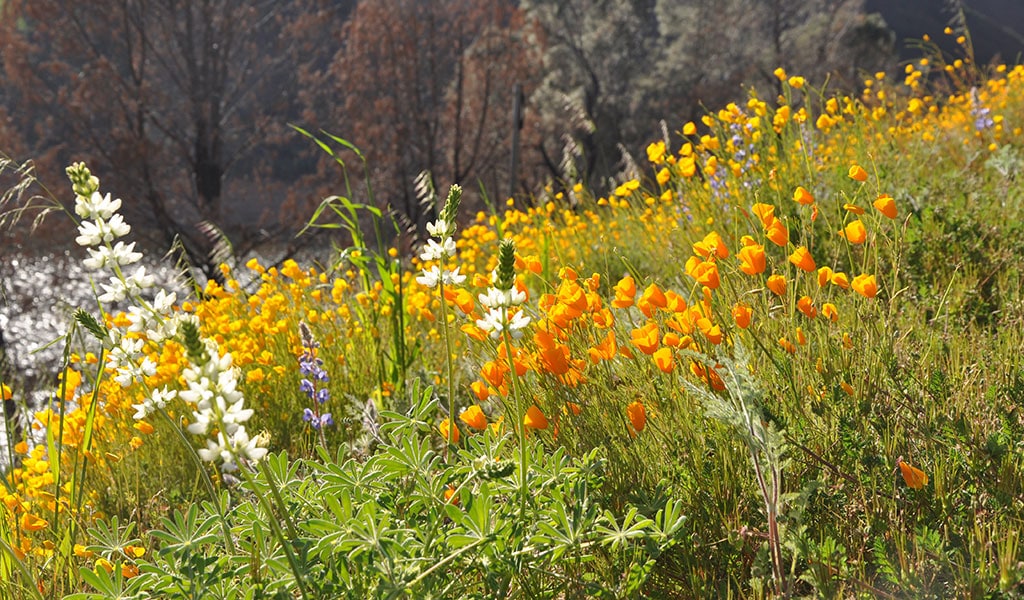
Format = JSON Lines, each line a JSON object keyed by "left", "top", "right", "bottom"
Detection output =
{"left": 737, "top": 244, "right": 766, "bottom": 275}
{"left": 627, "top": 401, "right": 647, "bottom": 433}
{"left": 793, "top": 186, "right": 814, "bottom": 205}
{"left": 851, "top": 274, "right": 878, "bottom": 298}
{"left": 839, "top": 220, "right": 867, "bottom": 244}
{"left": 653, "top": 347, "right": 674, "bottom": 373}
{"left": 788, "top": 246, "right": 816, "bottom": 272}
{"left": 460, "top": 405, "right": 488, "bottom": 431}
{"left": 898, "top": 460, "right": 928, "bottom": 489}
{"left": 874, "top": 194, "right": 897, "bottom": 219}
{"left": 524, "top": 405, "right": 549, "bottom": 430}
{"left": 732, "top": 303, "right": 752, "bottom": 329}
{"left": 766, "top": 274, "right": 787, "bottom": 296}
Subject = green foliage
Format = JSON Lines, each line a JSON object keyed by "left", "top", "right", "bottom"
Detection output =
{"left": 69, "top": 385, "right": 679, "bottom": 598}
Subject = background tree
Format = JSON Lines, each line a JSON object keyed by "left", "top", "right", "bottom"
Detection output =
{"left": 299, "top": 0, "right": 543, "bottom": 238}
{"left": 0, "top": 0, "right": 346, "bottom": 276}
{"left": 524, "top": 0, "right": 897, "bottom": 191}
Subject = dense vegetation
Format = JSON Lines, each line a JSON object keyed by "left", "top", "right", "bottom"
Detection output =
{"left": 3, "top": 32, "right": 1024, "bottom": 598}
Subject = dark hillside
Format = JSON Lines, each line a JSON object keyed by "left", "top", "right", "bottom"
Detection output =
{"left": 868, "top": 0, "right": 1024, "bottom": 64}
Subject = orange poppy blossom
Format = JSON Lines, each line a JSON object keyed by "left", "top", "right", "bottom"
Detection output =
{"left": 611, "top": 275, "right": 637, "bottom": 308}
{"left": 793, "top": 186, "right": 814, "bottom": 205}
{"left": 439, "top": 418, "right": 460, "bottom": 444}
{"left": 523, "top": 405, "right": 549, "bottom": 430}
{"left": 732, "top": 303, "right": 752, "bottom": 329}
{"left": 737, "top": 244, "right": 766, "bottom": 275}
{"left": 653, "top": 346, "right": 674, "bottom": 373}
{"left": 898, "top": 459, "right": 928, "bottom": 489}
{"left": 766, "top": 274, "right": 787, "bottom": 296}
{"left": 851, "top": 274, "right": 878, "bottom": 298}
{"left": 627, "top": 400, "right": 647, "bottom": 433}
{"left": 788, "top": 246, "right": 816, "bottom": 272}
{"left": 459, "top": 405, "right": 488, "bottom": 431}
{"left": 848, "top": 164, "right": 868, "bottom": 182}
{"left": 873, "top": 194, "right": 898, "bottom": 218}
{"left": 839, "top": 220, "right": 867, "bottom": 244}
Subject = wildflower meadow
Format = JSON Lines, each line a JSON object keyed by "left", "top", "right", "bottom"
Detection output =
{"left": 3, "top": 34, "right": 1024, "bottom": 599}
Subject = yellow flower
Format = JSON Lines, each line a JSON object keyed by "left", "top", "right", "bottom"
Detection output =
{"left": 653, "top": 347, "right": 674, "bottom": 373}
{"left": 682, "top": 122, "right": 697, "bottom": 136}
{"left": 20, "top": 512, "right": 48, "bottom": 532}
{"left": 787, "top": 75, "right": 805, "bottom": 89}
{"left": 1, "top": 383, "right": 11, "bottom": 401}
{"left": 74, "top": 544, "right": 95, "bottom": 559}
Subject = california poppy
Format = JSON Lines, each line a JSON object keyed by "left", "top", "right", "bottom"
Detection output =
{"left": 851, "top": 274, "right": 878, "bottom": 299}
{"left": 460, "top": 405, "right": 487, "bottom": 431}
{"left": 737, "top": 244, "right": 766, "bottom": 275}
{"left": 788, "top": 246, "right": 816, "bottom": 272}
{"left": 839, "top": 220, "right": 867, "bottom": 244}
{"left": 627, "top": 400, "right": 647, "bottom": 433}
{"left": 524, "top": 405, "right": 549, "bottom": 430}
{"left": 898, "top": 460, "right": 928, "bottom": 489}
{"left": 874, "top": 194, "right": 897, "bottom": 219}
{"left": 793, "top": 186, "right": 814, "bottom": 205}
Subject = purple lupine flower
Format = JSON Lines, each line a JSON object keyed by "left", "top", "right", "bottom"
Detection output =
{"left": 297, "top": 321, "right": 333, "bottom": 437}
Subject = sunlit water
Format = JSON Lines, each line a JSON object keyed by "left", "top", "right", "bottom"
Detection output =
{"left": 0, "top": 252, "right": 185, "bottom": 468}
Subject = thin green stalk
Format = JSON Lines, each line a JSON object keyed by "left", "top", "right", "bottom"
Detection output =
{"left": 0, "top": 537, "right": 45, "bottom": 600}
{"left": 438, "top": 277, "right": 458, "bottom": 462}
{"left": 500, "top": 320, "right": 529, "bottom": 517}
{"left": 405, "top": 535, "right": 491, "bottom": 589}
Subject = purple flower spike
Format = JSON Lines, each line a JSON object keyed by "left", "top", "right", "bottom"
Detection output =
{"left": 316, "top": 388, "right": 330, "bottom": 404}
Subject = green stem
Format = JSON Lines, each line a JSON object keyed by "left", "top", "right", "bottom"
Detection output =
{"left": 405, "top": 535, "right": 491, "bottom": 590}
{"left": 500, "top": 319, "right": 528, "bottom": 518}
{"left": 438, "top": 277, "right": 458, "bottom": 462}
